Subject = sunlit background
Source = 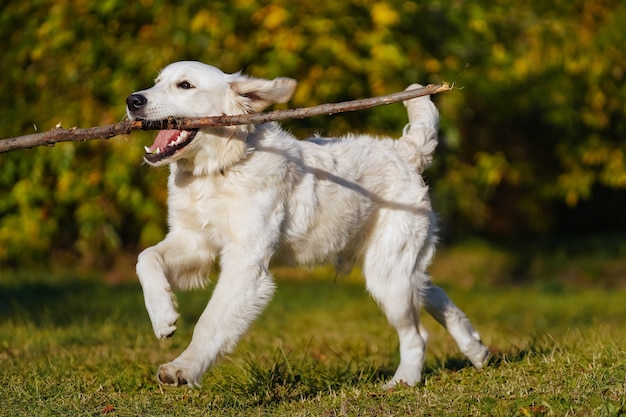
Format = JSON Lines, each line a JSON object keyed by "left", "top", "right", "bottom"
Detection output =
{"left": 1, "top": 0, "right": 625, "bottom": 280}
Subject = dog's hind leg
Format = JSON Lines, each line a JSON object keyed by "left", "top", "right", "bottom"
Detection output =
{"left": 422, "top": 283, "right": 490, "bottom": 370}
{"left": 365, "top": 265, "right": 427, "bottom": 388}
{"left": 363, "top": 215, "right": 430, "bottom": 388}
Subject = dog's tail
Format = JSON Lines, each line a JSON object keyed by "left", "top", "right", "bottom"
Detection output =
{"left": 394, "top": 84, "right": 439, "bottom": 173}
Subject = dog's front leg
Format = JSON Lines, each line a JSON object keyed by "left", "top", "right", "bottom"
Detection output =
{"left": 136, "top": 244, "right": 180, "bottom": 340}
{"left": 157, "top": 244, "right": 277, "bottom": 387}
{"left": 136, "top": 231, "right": 215, "bottom": 340}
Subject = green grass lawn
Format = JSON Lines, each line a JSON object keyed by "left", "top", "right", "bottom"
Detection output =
{"left": 1, "top": 267, "right": 625, "bottom": 416}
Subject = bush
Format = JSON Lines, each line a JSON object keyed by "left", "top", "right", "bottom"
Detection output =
{"left": 1, "top": 0, "right": 625, "bottom": 266}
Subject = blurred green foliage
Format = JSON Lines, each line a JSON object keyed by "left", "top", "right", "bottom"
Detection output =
{"left": 1, "top": 0, "right": 625, "bottom": 267}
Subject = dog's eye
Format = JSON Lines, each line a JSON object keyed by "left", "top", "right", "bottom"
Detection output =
{"left": 177, "top": 81, "right": 194, "bottom": 89}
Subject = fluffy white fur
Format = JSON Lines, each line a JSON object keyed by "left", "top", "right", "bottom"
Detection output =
{"left": 126, "top": 61, "right": 489, "bottom": 389}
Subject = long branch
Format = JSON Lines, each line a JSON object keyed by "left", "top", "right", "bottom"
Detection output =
{"left": 0, "top": 83, "right": 450, "bottom": 153}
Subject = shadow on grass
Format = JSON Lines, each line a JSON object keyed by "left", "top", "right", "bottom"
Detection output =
{"left": 213, "top": 348, "right": 396, "bottom": 406}
{"left": 207, "top": 331, "right": 561, "bottom": 407}
{"left": 0, "top": 273, "right": 145, "bottom": 327}
{"left": 214, "top": 344, "right": 550, "bottom": 408}
{"left": 485, "top": 334, "right": 560, "bottom": 367}
{"left": 423, "top": 334, "right": 559, "bottom": 379}
{"left": 212, "top": 345, "right": 538, "bottom": 407}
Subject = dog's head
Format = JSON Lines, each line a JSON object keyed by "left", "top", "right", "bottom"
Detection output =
{"left": 126, "top": 61, "right": 297, "bottom": 166}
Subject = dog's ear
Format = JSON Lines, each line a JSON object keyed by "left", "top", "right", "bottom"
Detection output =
{"left": 229, "top": 75, "right": 297, "bottom": 113}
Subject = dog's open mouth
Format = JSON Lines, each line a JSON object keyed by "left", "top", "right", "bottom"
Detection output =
{"left": 144, "top": 129, "right": 198, "bottom": 163}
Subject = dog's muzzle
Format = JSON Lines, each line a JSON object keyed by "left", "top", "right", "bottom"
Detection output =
{"left": 125, "top": 92, "right": 199, "bottom": 163}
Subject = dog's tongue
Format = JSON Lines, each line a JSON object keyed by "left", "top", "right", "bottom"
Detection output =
{"left": 148, "top": 129, "right": 180, "bottom": 152}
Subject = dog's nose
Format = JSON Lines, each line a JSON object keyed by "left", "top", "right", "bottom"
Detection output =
{"left": 126, "top": 94, "right": 147, "bottom": 112}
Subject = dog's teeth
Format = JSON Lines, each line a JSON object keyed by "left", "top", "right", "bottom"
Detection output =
{"left": 156, "top": 147, "right": 161, "bottom": 154}
{"left": 171, "top": 132, "right": 186, "bottom": 147}
{"left": 144, "top": 146, "right": 151, "bottom": 153}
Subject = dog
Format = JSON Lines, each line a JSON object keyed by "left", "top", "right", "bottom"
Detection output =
{"left": 126, "top": 61, "right": 489, "bottom": 388}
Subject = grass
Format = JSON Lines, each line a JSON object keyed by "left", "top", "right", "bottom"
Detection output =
{"left": 1, "top": 260, "right": 626, "bottom": 416}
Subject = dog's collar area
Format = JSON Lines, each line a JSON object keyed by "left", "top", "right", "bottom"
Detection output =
{"left": 144, "top": 128, "right": 198, "bottom": 163}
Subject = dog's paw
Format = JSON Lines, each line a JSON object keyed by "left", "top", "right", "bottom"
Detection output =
{"left": 383, "top": 362, "right": 421, "bottom": 390}
{"left": 144, "top": 288, "right": 179, "bottom": 339}
{"left": 461, "top": 335, "right": 491, "bottom": 370}
{"left": 152, "top": 312, "right": 178, "bottom": 340}
{"left": 157, "top": 361, "right": 201, "bottom": 388}
{"left": 382, "top": 378, "right": 414, "bottom": 391}
{"left": 467, "top": 343, "right": 491, "bottom": 370}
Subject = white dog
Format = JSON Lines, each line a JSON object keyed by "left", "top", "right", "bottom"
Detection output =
{"left": 126, "top": 61, "right": 489, "bottom": 389}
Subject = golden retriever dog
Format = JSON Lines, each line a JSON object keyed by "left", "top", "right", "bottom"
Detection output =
{"left": 126, "top": 61, "right": 489, "bottom": 388}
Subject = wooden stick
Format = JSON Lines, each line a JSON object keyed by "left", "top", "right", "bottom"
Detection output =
{"left": 0, "top": 83, "right": 451, "bottom": 153}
